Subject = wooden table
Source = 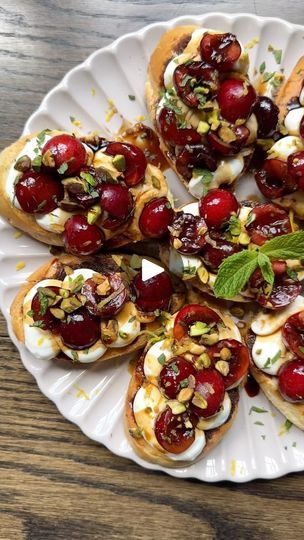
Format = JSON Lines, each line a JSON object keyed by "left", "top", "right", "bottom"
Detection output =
{"left": 1, "top": 2, "right": 304, "bottom": 538}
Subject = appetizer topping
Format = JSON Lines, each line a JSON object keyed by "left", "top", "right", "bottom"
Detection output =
{"left": 217, "top": 78, "right": 256, "bottom": 123}
{"left": 255, "top": 158, "right": 296, "bottom": 199}
{"left": 199, "top": 32, "right": 241, "bottom": 71}
{"left": 278, "top": 359, "right": 304, "bottom": 402}
{"left": 173, "top": 61, "right": 218, "bottom": 108}
{"left": 190, "top": 368, "right": 225, "bottom": 417}
{"left": 173, "top": 304, "right": 221, "bottom": 341}
{"left": 201, "top": 239, "right": 242, "bottom": 272}
{"left": 132, "top": 269, "right": 173, "bottom": 312}
{"left": 58, "top": 307, "right": 100, "bottom": 350}
{"left": 31, "top": 285, "right": 61, "bottom": 331}
{"left": 169, "top": 212, "right": 207, "bottom": 254}
{"left": 139, "top": 197, "right": 174, "bottom": 238}
{"left": 159, "top": 357, "right": 197, "bottom": 399}
{"left": 42, "top": 134, "right": 87, "bottom": 175}
{"left": 249, "top": 260, "right": 301, "bottom": 308}
{"left": 63, "top": 215, "right": 105, "bottom": 255}
{"left": 100, "top": 183, "right": 133, "bottom": 227}
{"left": 253, "top": 96, "right": 279, "bottom": 137}
{"left": 207, "top": 339, "right": 250, "bottom": 388}
{"left": 245, "top": 203, "right": 292, "bottom": 245}
{"left": 282, "top": 311, "right": 304, "bottom": 360}
{"left": 157, "top": 107, "right": 202, "bottom": 146}
{"left": 175, "top": 144, "right": 217, "bottom": 179}
{"left": 82, "top": 273, "right": 129, "bottom": 318}
{"left": 155, "top": 407, "right": 195, "bottom": 454}
{"left": 198, "top": 189, "right": 239, "bottom": 230}
{"left": 104, "top": 141, "right": 147, "bottom": 186}
{"left": 15, "top": 170, "right": 64, "bottom": 214}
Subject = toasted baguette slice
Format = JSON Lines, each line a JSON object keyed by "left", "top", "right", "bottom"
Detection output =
{"left": 247, "top": 331, "right": 304, "bottom": 430}
{"left": 10, "top": 253, "right": 186, "bottom": 366}
{"left": 275, "top": 56, "right": 304, "bottom": 123}
{"left": 0, "top": 130, "right": 170, "bottom": 248}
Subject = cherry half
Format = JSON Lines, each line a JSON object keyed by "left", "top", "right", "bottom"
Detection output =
{"left": 173, "top": 61, "right": 218, "bottom": 108}
{"left": 169, "top": 212, "right": 207, "bottom": 254}
{"left": 255, "top": 159, "right": 296, "bottom": 199}
{"left": 42, "top": 134, "right": 87, "bottom": 176}
{"left": 132, "top": 270, "right": 173, "bottom": 313}
{"left": 174, "top": 304, "right": 221, "bottom": 341}
{"left": 207, "top": 339, "right": 250, "bottom": 389}
{"left": 31, "top": 285, "right": 60, "bottom": 331}
{"left": 105, "top": 142, "right": 147, "bottom": 186}
{"left": 190, "top": 368, "right": 225, "bottom": 418}
{"left": 139, "top": 197, "right": 174, "bottom": 238}
{"left": 287, "top": 151, "right": 304, "bottom": 191}
{"left": 63, "top": 215, "right": 105, "bottom": 255}
{"left": 278, "top": 359, "right": 304, "bottom": 402}
{"left": 15, "top": 170, "right": 63, "bottom": 214}
{"left": 159, "top": 357, "right": 197, "bottom": 399}
{"left": 199, "top": 188, "right": 239, "bottom": 230}
{"left": 175, "top": 143, "right": 217, "bottom": 180}
{"left": 282, "top": 311, "right": 304, "bottom": 361}
{"left": 100, "top": 183, "right": 133, "bottom": 228}
{"left": 155, "top": 407, "right": 195, "bottom": 454}
{"left": 253, "top": 96, "right": 279, "bottom": 137}
{"left": 82, "top": 274, "right": 129, "bottom": 319}
{"left": 245, "top": 203, "right": 292, "bottom": 246}
{"left": 249, "top": 261, "right": 301, "bottom": 309}
{"left": 157, "top": 107, "right": 202, "bottom": 147}
{"left": 200, "top": 32, "right": 241, "bottom": 71}
{"left": 201, "top": 239, "right": 242, "bottom": 272}
{"left": 217, "top": 78, "right": 256, "bottom": 123}
{"left": 58, "top": 307, "right": 100, "bottom": 350}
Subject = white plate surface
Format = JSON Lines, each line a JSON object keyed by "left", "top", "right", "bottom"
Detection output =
{"left": 2, "top": 12, "right": 304, "bottom": 482}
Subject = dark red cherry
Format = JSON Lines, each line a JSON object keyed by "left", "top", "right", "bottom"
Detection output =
{"left": 169, "top": 212, "right": 207, "bottom": 254}
{"left": 31, "top": 286, "right": 60, "bottom": 331}
{"left": 58, "top": 307, "right": 100, "bottom": 350}
{"left": 278, "top": 359, "right": 304, "bottom": 402}
{"left": 207, "top": 339, "right": 250, "bottom": 389}
{"left": 200, "top": 32, "right": 241, "bottom": 71}
{"left": 245, "top": 203, "right": 292, "bottom": 246}
{"left": 201, "top": 239, "right": 242, "bottom": 272}
{"left": 64, "top": 166, "right": 99, "bottom": 209}
{"left": 157, "top": 107, "right": 202, "bottom": 146}
{"left": 174, "top": 304, "right": 221, "bottom": 341}
{"left": 207, "top": 125, "right": 250, "bottom": 156}
{"left": 253, "top": 96, "right": 279, "bottom": 137}
{"left": 282, "top": 311, "right": 304, "bottom": 361}
{"left": 139, "top": 197, "right": 174, "bottom": 238}
{"left": 199, "top": 188, "right": 239, "bottom": 230}
{"left": 255, "top": 158, "right": 296, "bottom": 199}
{"left": 175, "top": 144, "right": 217, "bottom": 180}
{"left": 190, "top": 368, "right": 225, "bottom": 418}
{"left": 287, "top": 151, "right": 304, "bottom": 190}
{"left": 249, "top": 261, "right": 301, "bottom": 309}
{"left": 173, "top": 61, "right": 219, "bottom": 108}
{"left": 217, "top": 78, "right": 256, "bottom": 123}
{"left": 155, "top": 407, "right": 195, "bottom": 454}
{"left": 82, "top": 273, "right": 129, "bottom": 319}
{"left": 100, "top": 183, "right": 133, "bottom": 225}
{"left": 159, "top": 357, "right": 197, "bottom": 399}
{"left": 63, "top": 215, "right": 105, "bottom": 255}
{"left": 42, "top": 134, "right": 87, "bottom": 176}
{"left": 132, "top": 270, "right": 173, "bottom": 312}
{"left": 15, "top": 170, "right": 63, "bottom": 214}
{"left": 105, "top": 142, "right": 147, "bottom": 186}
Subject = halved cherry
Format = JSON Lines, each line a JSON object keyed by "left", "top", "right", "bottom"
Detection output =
{"left": 201, "top": 239, "right": 242, "bottom": 272}
{"left": 42, "top": 134, "right": 87, "bottom": 176}
{"left": 253, "top": 96, "right": 279, "bottom": 137}
{"left": 64, "top": 166, "right": 100, "bottom": 209}
{"left": 278, "top": 359, "right": 304, "bottom": 402}
{"left": 58, "top": 307, "right": 100, "bottom": 350}
{"left": 155, "top": 407, "right": 195, "bottom": 454}
{"left": 82, "top": 273, "right": 129, "bottom": 319}
{"left": 175, "top": 143, "right": 217, "bottom": 180}
{"left": 255, "top": 158, "right": 296, "bottom": 199}
{"left": 207, "top": 125, "right": 250, "bottom": 156}
{"left": 199, "top": 188, "right": 239, "bottom": 230}
{"left": 132, "top": 270, "right": 173, "bottom": 312}
{"left": 173, "top": 61, "right": 218, "bottom": 108}
{"left": 190, "top": 368, "right": 225, "bottom": 418}
{"left": 159, "top": 357, "right": 197, "bottom": 399}
{"left": 282, "top": 311, "right": 304, "bottom": 361}
{"left": 100, "top": 183, "right": 133, "bottom": 224}
{"left": 173, "top": 304, "right": 221, "bottom": 341}
{"left": 139, "top": 197, "right": 174, "bottom": 238}
{"left": 157, "top": 107, "right": 202, "bottom": 146}
{"left": 169, "top": 212, "right": 207, "bottom": 254}
{"left": 31, "top": 285, "right": 61, "bottom": 331}
{"left": 249, "top": 261, "right": 301, "bottom": 308}
{"left": 105, "top": 142, "right": 147, "bottom": 186}
{"left": 287, "top": 151, "right": 304, "bottom": 191}
{"left": 63, "top": 215, "right": 105, "bottom": 255}
{"left": 245, "top": 203, "right": 292, "bottom": 246}
{"left": 200, "top": 32, "right": 241, "bottom": 71}
{"left": 217, "top": 78, "right": 256, "bottom": 123}
{"left": 15, "top": 170, "right": 63, "bottom": 214}
{"left": 207, "top": 339, "right": 250, "bottom": 389}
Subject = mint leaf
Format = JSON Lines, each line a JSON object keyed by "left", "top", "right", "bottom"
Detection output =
{"left": 249, "top": 406, "right": 268, "bottom": 415}
{"left": 272, "top": 49, "right": 282, "bottom": 64}
{"left": 259, "top": 61, "right": 266, "bottom": 74}
{"left": 258, "top": 252, "right": 274, "bottom": 287}
{"left": 260, "top": 231, "right": 304, "bottom": 260}
{"left": 214, "top": 250, "right": 259, "bottom": 299}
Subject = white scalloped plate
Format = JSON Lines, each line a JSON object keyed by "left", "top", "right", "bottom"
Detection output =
{"left": 2, "top": 12, "right": 304, "bottom": 482}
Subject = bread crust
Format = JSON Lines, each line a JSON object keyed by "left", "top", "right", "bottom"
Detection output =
{"left": 247, "top": 331, "right": 304, "bottom": 430}
{"left": 10, "top": 253, "right": 185, "bottom": 365}
{"left": 0, "top": 131, "right": 169, "bottom": 249}
{"left": 275, "top": 56, "right": 304, "bottom": 123}
{"left": 125, "top": 348, "right": 239, "bottom": 468}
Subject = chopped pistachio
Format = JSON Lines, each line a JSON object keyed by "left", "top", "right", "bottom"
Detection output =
{"left": 188, "top": 342, "right": 206, "bottom": 355}
{"left": 197, "top": 266, "right": 209, "bottom": 284}
{"left": 14, "top": 155, "right": 31, "bottom": 172}
{"left": 215, "top": 360, "right": 230, "bottom": 376}
{"left": 220, "top": 347, "right": 232, "bottom": 361}
{"left": 167, "top": 400, "right": 186, "bottom": 415}
{"left": 230, "top": 306, "right": 245, "bottom": 319}
{"left": 189, "top": 321, "right": 210, "bottom": 337}
{"left": 112, "top": 154, "right": 126, "bottom": 172}
{"left": 200, "top": 332, "right": 219, "bottom": 346}
{"left": 129, "top": 427, "right": 143, "bottom": 439}
{"left": 50, "top": 307, "right": 65, "bottom": 320}
{"left": 96, "top": 277, "right": 111, "bottom": 296}
{"left": 195, "top": 352, "right": 211, "bottom": 369}
{"left": 197, "top": 121, "right": 210, "bottom": 134}
{"left": 151, "top": 175, "right": 161, "bottom": 189}
{"left": 177, "top": 387, "right": 194, "bottom": 403}
{"left": 59, "top": 288, "right": 70, "bottom": 298}
{"left": 173, "top": 238, "right": 183, "bottom": 250}
{"left": 87, "top": 204, "right": 102, "bottom": 225}
{"left": 238, "top": 232, "right": 250, "bottom": 246}
{"left": 38, "top": 286, "right": 56, "bottom": 299}
{"left": 60, "top": 297, "right": 82, "bottom": 313}
{"left": 192, "top": 392, "right": 207, "bottom": 409}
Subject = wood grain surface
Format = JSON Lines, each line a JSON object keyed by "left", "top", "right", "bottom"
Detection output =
{"left": 1, "top": 2, "right": 304, "bottom": 539}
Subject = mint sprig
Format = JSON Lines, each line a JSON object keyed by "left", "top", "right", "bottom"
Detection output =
{"left": 214, "top": 231, "right": 304, "bottom": 299}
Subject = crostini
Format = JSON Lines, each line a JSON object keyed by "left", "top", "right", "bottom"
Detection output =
{"left": 248, "top": 295, "right": 304, "bottom": 430}
{"left": 125, "top": 294, "right": 250, "bottom": 467}
{"left": 0, "top": 129, "right": 173, "bottom": 253}
{"left": 146, "top": 25, "right": 259, "bottom": 199}
{"left": 10, "top": 253, "right": 185, "bottom": 365}
{"left": 159, "top": 189, "right": 304, "bottom": 307}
